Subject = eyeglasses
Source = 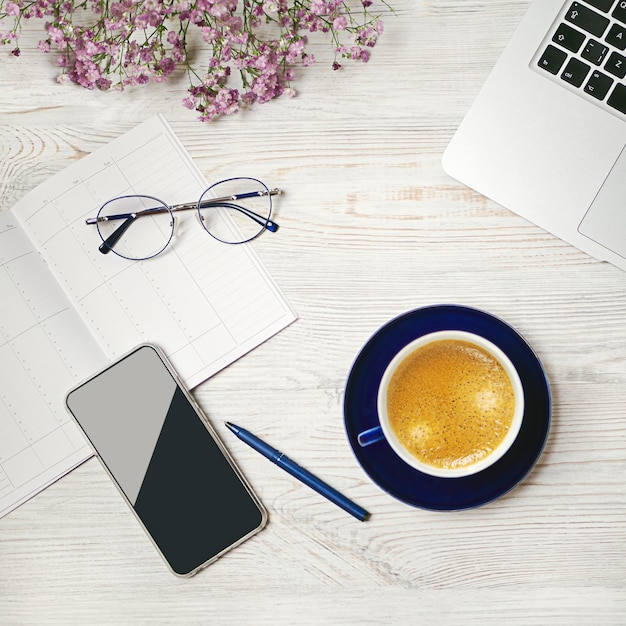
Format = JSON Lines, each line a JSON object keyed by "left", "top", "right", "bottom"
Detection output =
{"left": 85, "top": 177, "right": 280, "bottom": 260}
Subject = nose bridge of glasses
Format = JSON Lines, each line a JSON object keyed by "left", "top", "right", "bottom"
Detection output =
{"left": 168, "top": 200, "right": 200, "bottom": 213}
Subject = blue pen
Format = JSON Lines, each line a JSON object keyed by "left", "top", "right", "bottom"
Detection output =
{"left": 224, "top": 422, "right": 370, "bottom": 522}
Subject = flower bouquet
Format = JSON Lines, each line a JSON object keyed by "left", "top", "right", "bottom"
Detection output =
{"left": 1, "top": 0, "right": 391, "bottom": 121}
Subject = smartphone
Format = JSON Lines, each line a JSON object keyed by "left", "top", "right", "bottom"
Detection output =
{"left": 65, "top": 344, "right": 267, "bottom": 577}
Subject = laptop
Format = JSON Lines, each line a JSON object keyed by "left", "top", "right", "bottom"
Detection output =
{"left": 442, "top": 0, "right": 626, "bottom": 271}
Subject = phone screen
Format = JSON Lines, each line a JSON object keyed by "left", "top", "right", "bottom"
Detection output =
{"left": 65, "top": 344, "right": 266, "bottom": 576}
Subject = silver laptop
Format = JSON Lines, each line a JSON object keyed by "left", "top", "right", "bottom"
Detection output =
{"left": 443, "top": 0, "right": 626, "bottom": 271}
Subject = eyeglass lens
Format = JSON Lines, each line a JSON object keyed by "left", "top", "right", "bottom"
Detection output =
{"left": 96, "top": 195, "right": 174, "bottom": 261}
{"left": 197, "top": 177, "right": 274, "bottom": 245}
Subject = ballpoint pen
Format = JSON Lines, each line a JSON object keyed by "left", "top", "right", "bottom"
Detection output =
{"left": 224, "top": 422, "right": 370, "bottom": 522}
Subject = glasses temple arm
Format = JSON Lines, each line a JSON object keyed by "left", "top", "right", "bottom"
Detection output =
{"left": 85, "top": 205, "right": 171, "bottom": 254}
{"left": 199, "top": 201, "right": 279, "bottom": 232}
{"left": 98, "top": 215, "right": 136, "bottom": 254}
{"left": 198, "top": 188, "right": 280, "bottom": 204}
{"left": 86, "top": 205, "right": 171, "bottom": 225}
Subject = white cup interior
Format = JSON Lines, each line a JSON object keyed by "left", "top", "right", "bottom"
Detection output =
{"left": 377, "top": 330, "right": 524, "bottom": 478}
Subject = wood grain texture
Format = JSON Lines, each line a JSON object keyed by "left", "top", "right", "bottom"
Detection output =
{"left": 2, "top": 1, "right": 626, "bottom": 623}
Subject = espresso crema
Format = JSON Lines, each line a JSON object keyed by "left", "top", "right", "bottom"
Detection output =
{"left": 386, "top": 339, "right": 516, "bottom": 470}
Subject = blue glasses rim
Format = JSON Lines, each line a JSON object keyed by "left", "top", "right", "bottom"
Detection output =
{"left": 199, "top": 176, "right": 274, "bottom": 245}
{"left": 96, "top": 194, "right": 174, "bottom": 261}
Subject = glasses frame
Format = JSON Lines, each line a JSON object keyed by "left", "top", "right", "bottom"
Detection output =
{"left": 86, "top": 177, "right": 280, "bottom": 260}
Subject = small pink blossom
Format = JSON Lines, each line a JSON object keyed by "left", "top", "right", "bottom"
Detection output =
{"left": 4, "top": 2, "right": 20, "bottom": 16}
{"left": 333, "top": 16, "right": 347, "bottom": 30}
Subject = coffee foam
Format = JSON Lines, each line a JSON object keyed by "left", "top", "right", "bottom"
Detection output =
{"left": 386, "top": 339, "right": 515, "bottom": 470}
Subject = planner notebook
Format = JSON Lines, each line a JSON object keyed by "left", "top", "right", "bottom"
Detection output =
{"left": 0, "top": 115, "right": 296, "bottom": 518}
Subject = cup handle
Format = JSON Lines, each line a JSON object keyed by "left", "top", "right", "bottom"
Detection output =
{"left": 357, "top": 426, "right": 385, "bottom": 448}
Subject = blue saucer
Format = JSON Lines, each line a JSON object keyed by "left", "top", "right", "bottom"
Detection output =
{"left": 343, "top": 305, "right": 551, "bottom": 511}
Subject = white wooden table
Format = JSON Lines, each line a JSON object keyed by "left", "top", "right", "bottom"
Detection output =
{"left": 2, "top": 1, "right": 626, "bottom": 623}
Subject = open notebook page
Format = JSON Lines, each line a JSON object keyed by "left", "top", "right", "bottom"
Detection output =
{"left": 0, "top": 213, "right": 102, "bottom": 517}
{"left": 11, "top": 114, "right": 296, "bottom": 388}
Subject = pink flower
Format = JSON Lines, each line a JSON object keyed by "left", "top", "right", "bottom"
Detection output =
{"left": 46, "top": 26, "right": 66, "bottom": 48}
{"left": 310, "top": 1, "right": 325, "bottom": 15}
{"left": 286, "top": 39, "right": 304, "bottom": 62}
{"left": 333, "top": 16, "right": 347, "bottom": 30}
{"left": 5, "top": 2, "right": 20, "bottom": 16}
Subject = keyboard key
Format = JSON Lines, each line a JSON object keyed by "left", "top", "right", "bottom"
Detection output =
{"left": 584, "top": 69, "right": 614, "bottom": 97}
{"left": 612, "top": 0, "right": 626, "bottom": 24}
{"left": 553, "top": 22, "right": 587, "bottom": 51}
{"left": 605, "top": 22, "right": 626, "bottom": 48}
{"left": 566, "top": 2, "right": 611, "bottom": 36}
{"left": 561, "top": 57, "right": 592, "bottom": 85}
{"left": 607, "top": 82, "right": 626, "bottom": 112}
{"left": 582, "top": 38, "right": 610, "bottom": 63}
{"left": 584, "top": 0, "right": 615, "bottom": 11}
{"left": 538, "top": 45, "right": 568, "bottom": 74}
{"left": 605, "top": 50, "right": 626, "bottom": 76}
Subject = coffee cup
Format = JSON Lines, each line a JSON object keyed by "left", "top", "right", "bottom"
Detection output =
{"left": 357, "top": 330, "right": 524, "bottom": 478}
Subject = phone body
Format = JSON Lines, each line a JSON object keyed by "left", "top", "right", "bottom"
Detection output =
{"left": 65, "top": 343, "right": 267, "bottom": 577}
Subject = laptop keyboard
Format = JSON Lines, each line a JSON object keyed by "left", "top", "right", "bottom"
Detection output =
{"left": 534, "top": 0, "right": 626, "bottom": 119}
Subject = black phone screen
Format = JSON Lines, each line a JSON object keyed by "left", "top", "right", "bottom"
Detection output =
{"left": 65, "top": 344, "right": 266, "bottom": 576}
